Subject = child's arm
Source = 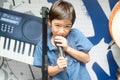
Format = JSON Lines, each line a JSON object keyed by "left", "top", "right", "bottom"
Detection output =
{"left": 48, "top": 57, "right": 67, "bottom": 76}
{"left": 65, "top": 46, "right": 90, "bottom": 63}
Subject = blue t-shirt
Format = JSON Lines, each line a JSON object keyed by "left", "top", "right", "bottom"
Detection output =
{"left": 33, "top": 28, "right": 93, "bottom": 80}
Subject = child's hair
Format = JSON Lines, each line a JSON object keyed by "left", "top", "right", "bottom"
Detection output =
{"left": 49, "top": 0, "right": 76, "bottom": 25}
{"left": 116, "top": 68, "right": 120, "bottom": 78}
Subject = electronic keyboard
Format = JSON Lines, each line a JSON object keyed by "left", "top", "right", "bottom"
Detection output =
{"left": 0, "top": 7, "right": 42, "bottom": 65}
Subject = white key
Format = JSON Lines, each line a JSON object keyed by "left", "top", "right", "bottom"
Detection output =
{"left": 24, "top": 43, "right": 30, "bottom": 56}
{"left": 15, "top": 41, "right": 20, "bottom": 53}
{"left": 30, "top": 44, "right": 35, "bottom": 57}
{"left": 9, "top": 39, "right": 15, "bottom": 52}
{"left": 21, "top": 42, "right": 25, "bottom": 54}
{"left": 0, "top": 36, "right": 5, "bottom": 49}
{"left": 5, "top": 37, "right": 9, "bottom": 50}
{"left": 19, "top": 42, "right": 24, "bottom": 54}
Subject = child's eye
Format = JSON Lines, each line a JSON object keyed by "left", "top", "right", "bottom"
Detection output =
{"left": 65, "top": 26, "right": 71, "bottom": 29}
{"left": 56, "top": 25, "right": 59, "bottom": 27}
{"left": 55, "top": 25, "right": 61, "bottom": 28}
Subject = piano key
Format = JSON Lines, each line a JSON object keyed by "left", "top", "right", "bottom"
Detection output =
{"left": 9, "top": 39, "right": 15, "bottom": 52}
{"left": 4, "top": 37, "right": 9, "bottom": 50}
{"left": 19, "top": 42, "right": 24, "bottom": 54}
{"left": 15, "top": 40, "right": 20, "bottom": 53}
{"left": 7, "top": 38, "right": 11, "bottom": 50}
{"left": 28, "top": 44, "right": 32, "bottom": 56}
{"left": 30, "top": 44, "right": 35, "bottom": 57}
{"left": 17, "top": 41, "right": 21, "bottom": 53}
{"left": 0, "top": 36, "right": 5, "bottom": 49}
{"left": 24, "top": 43, "right": 30, "bottom": 56}
{"left": 22, "top": 42, "right": 25, "bottom": 54}
{"left": 13, "top": 40, "right": 17, "bottom": 52}
{"left": 3, "top": 37, "right": 7, "bottom": 49}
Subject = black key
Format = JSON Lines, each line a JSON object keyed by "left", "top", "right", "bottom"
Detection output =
{"left": 3, "top": 37, "right": 7, "bottom": 49}
{"left": 13, "top": 40, "right": 17, "bottom": 52}
{"left": 7, "top": 38, "right": 11, "bottom": 50}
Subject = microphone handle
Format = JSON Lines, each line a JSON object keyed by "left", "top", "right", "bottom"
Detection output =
{"left": 58, "top": 46, "right": 67, "bottom": 70}
{"left": 58, "top": 46, "right": 65, "bottom": 57}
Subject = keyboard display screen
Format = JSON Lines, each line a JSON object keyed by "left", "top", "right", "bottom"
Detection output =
{"left": 0, "top": 12, "right": 22, "bottom": 25}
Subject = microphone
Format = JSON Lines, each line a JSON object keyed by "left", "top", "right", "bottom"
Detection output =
{"left": 57, "top": 46, "right": 65, "bottom": 57}
{"left": 54, "top": 42, "right": 65, "bottom": 57}
{"left": 55, "top": 42, "right": 67, "bottom": 70}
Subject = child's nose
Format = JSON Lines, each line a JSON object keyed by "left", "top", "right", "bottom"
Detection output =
{"left": 58, "top": 28, "right": 65, "bottom": 35}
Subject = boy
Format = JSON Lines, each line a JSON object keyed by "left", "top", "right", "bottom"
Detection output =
{"left": 34, "top": 0, "right": 93, "bottom": 80}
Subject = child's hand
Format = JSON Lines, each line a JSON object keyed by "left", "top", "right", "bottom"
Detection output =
{"left": 54, "top": 36, "right": 68, "bottom": 51}
{"left": 57, "top": 57, "right": 67, "bottom": 70}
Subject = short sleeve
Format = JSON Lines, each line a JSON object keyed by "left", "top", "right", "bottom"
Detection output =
{"left": 70, "top": 29, "right": 93, "bottom": 52}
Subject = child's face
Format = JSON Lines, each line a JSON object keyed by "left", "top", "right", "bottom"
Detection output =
{"left": 49, "top": 19, "right": 72, "bottom": 38}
